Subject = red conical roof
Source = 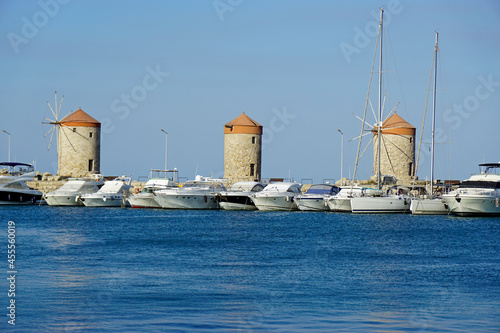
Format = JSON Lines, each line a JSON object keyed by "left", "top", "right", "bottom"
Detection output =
{"left": 60, "top": 107, "right": 101, "bottom": 128}
{"left": 224, "top": 112, "right": 262, "bottom": 134}
{"left": 374, "top": 112, "right": 415, "bottom": 135}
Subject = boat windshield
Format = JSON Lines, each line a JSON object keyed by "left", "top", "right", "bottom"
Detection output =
{"left": 460, "top": 180, "right": 500, "bottom": 189}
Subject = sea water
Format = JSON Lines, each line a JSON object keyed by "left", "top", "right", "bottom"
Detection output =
{"left": 0, "top": 206, "right": 499, "bottom": 332}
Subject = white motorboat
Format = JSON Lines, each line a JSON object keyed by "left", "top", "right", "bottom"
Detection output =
{"left": 351, "top": 186, "right": 411, "bottom": 214}
{"left": 81, "top": 176, "right": 132, "bottom": 207}
{"left": 410, "top": 32, "right": 448, "bottom": 215}
{"left": 326, "top": 186, "right": 378, "bottom": 212}
{"left": 44, "top": 175, "right": 104, "bottom": 206}
{"left": 128, "top": 169, "right": 179, "bottom": 208}
{"left": 250, "top": 182, "right": 302, "bottom": 211}
{"left": 0, "top": 162, "right": 42, "bottom": 205}
{"left": 295, "top": 184, "right": 340, "bottom": 211}
{"left": 153, "top": 175, "right": 226, "bottom": 209}
{"left": 410, "top": 196, "right": 448, "bottom": 215}
{"left": 442, "top": 163, "right": 500, "bottom": 216}
{"left": 219, "top": 181, "right": 266, "bottom": 210}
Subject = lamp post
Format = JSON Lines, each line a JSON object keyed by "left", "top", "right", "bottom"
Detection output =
{"left": 2, "top": 130, "right": 11, "bottom": 163}
{"left": 337, "top": 129, "right": 343, "bottom": 186}
{"left": 160, "top": 129, "right": 168, "bottom": 170}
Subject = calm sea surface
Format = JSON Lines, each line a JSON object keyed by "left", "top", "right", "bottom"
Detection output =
{"left": 0, "top": 206, "right": 499, "bottom": 332}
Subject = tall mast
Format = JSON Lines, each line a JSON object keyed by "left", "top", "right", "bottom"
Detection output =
{"left": 377, "top": 8, "right": 384, "bottom": 189}
{"left": 430, "top": 31, "right": 438, "bottom": 195}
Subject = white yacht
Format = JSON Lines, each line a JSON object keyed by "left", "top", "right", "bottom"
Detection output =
{"left": 81, "top": 176, "right": 132, "bottom": 207}
{"left": 153, "top": 175, "right": 226, "bottom": 209}
{"left": 351, "top": 185, "right": 411, "bottom": 214}
{"left": 219, "top": 181, "right": 266, "bottom": 210}
{"left": 44, "top": 175, "right": 104, "bottom": 206}
{"left": 295, "top": 184, "right": 340, "bottom": 211}
{"left": 442, "top": 163, "right": 500, "bottom": 216}
{"left": 128, "top": 169, "right": 179, "bottom": 208}
{"left": 326, "top": 186, "right": 378, "bottom": 212}
{"left": 250, "top": 182, "right": 302, "bottom": 211}
{"left": 0, "top": 162, "right": 42, "bottom": 205}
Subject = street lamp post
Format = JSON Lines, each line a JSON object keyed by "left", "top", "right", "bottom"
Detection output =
{"left": 2, "top": 130, "right": 11, "bottom": 163}
{"left": 337, "top": 129, "right": 343, "bottom": 186}
{"left": 160, "top": 129, "right": 168, "bottom": 170}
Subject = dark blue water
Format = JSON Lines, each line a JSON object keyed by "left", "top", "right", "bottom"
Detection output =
{"left": 0, "top": 206, "right": 499, "bottom": 332}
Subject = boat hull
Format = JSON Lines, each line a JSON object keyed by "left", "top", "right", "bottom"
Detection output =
{"left": 251, "top": 195, "right": 298, "bottom": 211}
{"left": 442, "top": 195, "right": 500, "bottom": 216}
{"left": 0, "top": 190, "right": 42, "bottom": 205}
{"left": 410, "top": 198, "right": 448, "bottom": 215}
{"left": 44, "top": 194, "right": 83, "bottom": 206}
{"left": 154, "top": 193, "right": 219, "bottom": 209}
{"left": 295, "top": 197, "right": 327, "bottom": 211}
{"left": 82, "top": 195, "right": 127, "bottom": 207}
{"left": 219, "top": 193, "right": 257, "bottom": 211}
{"left": 351, "top": 196, "right": 410, "bottom": 214}
{"left": 128, "top": 193, "right": 161, "bottom": 208}
{"left": 326, "top": 197, "right": 352, "bottom": 212}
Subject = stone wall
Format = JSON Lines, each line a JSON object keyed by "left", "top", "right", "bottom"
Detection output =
{"left": 224, "top": 133, "right": 262, "bottom": 182}
{"left": 58, "top": 125, "right": 100, "bottom": 177}
{"left": 373, "top": 132, "right": 415, "bottom": 183}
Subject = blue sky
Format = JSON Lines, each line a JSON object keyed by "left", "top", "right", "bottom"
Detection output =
{"left": 1, "top": 0, "right": 499, "bottom": 182}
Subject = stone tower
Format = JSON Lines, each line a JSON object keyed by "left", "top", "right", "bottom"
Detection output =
{"left": 373, "top": 112, "right": 415, "bottom": 183}
{"left": 224, "top": 112, "right": 262, "bottom": 183}
{"left": 58, "top": 107, "right": 101, "bottom": 177}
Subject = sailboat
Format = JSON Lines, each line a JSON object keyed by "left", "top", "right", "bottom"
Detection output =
{"left": 350, "top": 8, "right": 411, "bottom": 214}
{"left": 410, "top": 32, "right": 448, "bottom": 215}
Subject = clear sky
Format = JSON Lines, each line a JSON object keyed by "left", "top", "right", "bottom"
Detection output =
{"left": 1, "top": 0, "right": 499, "bottom": 183}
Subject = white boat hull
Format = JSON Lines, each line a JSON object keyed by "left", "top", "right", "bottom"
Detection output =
{"left": 442, "top": 195, "right": 500, "bottom": 216}
{"left": 82, "top": 195, "right": 127, "bottom": 207}
{"left": 44, "top": 194, "right": 83, "bottom": 206}
{"left": 295, "top": 197, "right": 327, "bottom": 211}
{"left": 251, "top": 195, "right": 298, "bottom": 211}
{"left": 128, "top": 193, "right": 161, "bottom": 208}
{"left": 219, "top": 201, "right": 257, "bottom": 211}
{"left": 154, "top": 193, "right": 219, "bottom": 209}
{"left": 410, "top": 198, "right": 448, "bottom": 215}
{"left": 351, "top": 196, "right": 410, "bottom": 214}
{"left": 326, "top": 197, "right": 352, "bottom": 212}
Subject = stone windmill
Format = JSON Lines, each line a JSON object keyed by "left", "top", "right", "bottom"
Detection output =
{"left": 43, "top": 92, "right": 101, "bottom": 177}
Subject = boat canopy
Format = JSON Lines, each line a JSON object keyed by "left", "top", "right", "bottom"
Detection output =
{"left": 305, "top": 184, "right": 339, "bottom": 195}
{"left": 0, "top": 162, "right": 33, "bottom": 167}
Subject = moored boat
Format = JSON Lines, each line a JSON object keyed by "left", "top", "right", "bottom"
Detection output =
{"left": 350, "top": 185, "right": 411, "bottom": 214}
{"left": 219, "top": 181, "right": 266, "bottom": 210}
{"left": 442, "top": 163, "right": 500, "bottom": 216}
{"left": 250, "top": 182, "right": 302, "bottom": 211}
{"left": 81, "top": 176, "right": 132, "bottom": 207}
{"left": 128, "top": 169, "right": 179, "bottom": 208}
{"left": 295, "top": 184, "right": 339, "bottom": 211}
{"left": 0, "top": 162, "right": 42, "bottom": 205}
{"left": 154, "top": 175, "right": 226, "bottom": 209}
{"left": 326, "top": 186, "right": 378, "bottom": 212}
{"left": 44, "top": 175, "right": 104, "bottom": 206}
